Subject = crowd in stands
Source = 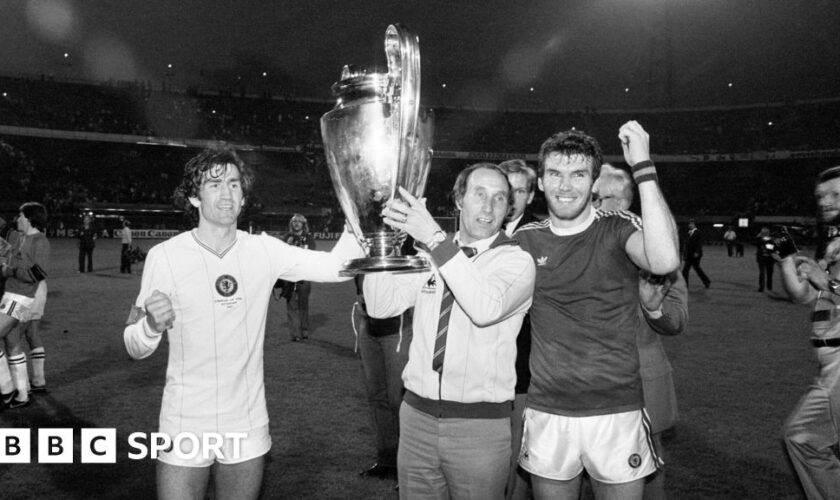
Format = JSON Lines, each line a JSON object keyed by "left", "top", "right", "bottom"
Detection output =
{"left": 0, "top": 75, "right": 838, "bottom": 224}
{"left": 3, "top": 76, "right": 840, "bottom": 155}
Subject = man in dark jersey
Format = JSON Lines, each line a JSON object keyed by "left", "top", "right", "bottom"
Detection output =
{"left": 514, "top": 121, "right": 680, "bottom": 500}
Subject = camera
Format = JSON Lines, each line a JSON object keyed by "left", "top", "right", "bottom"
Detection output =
{"left": 768, "top": 227, "right": 798, "bottom": 258}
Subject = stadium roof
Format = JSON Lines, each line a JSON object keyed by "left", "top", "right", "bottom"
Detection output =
{"left": 2, "top": 0, "right": 839, "bottom": 110}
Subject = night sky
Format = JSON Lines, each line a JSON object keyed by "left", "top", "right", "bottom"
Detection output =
{"left": 1, "top": 0, "right": 838, "bottom": 109}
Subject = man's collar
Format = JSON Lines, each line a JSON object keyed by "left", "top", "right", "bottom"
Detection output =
{"left": 454, "top": 231, "right": 501, "bottom": 255}
{"left": 506, "top": 214, "right": 524, "bottom": 228}
{"left": 549, "top": 208, "right": 596, "bottom": 236}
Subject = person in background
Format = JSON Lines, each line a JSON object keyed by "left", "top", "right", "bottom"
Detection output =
{"left": 723, "top": 225, "right": 738, "bottom": 258}
{"left": 355, "top": 273, "right": 413, "bottom": 484}
{"left": 286, "top": 214, "right": 316, "bottom": 341}
{"left": 778, "top": 165, "right": 840, "bottom": 500}
{"left": 0, "top": 216, "right": 8, "bottom": 297}
{"left": 121, "top": 219, "right": 133, "bottom": 274}
{"left": 593, "top": 163, "right": 688, "bottom": 500}
{"left": 499, "top": 159, "right": 541, "bottom": 238}
{"left": 78, "top": 214, "right": 96, "bottom": 273}
{"left": 682, "top": 220, "right": 711, "bottom": 289}
{"left": 0, "top": 202, "right": 50, "bottom": 409}
{"left": 498, "top": 158, "right": 541, "bottom": 500}
{"left": 756, "top": 226, "right": 775, "bottom": 292}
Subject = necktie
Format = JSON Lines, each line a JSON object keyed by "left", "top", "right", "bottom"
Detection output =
{"left": 432, "top": 246, "right": 476, "bottom": 373}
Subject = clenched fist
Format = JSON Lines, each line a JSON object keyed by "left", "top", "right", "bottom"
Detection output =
{"left": 618, "top": 120, "right": 651, "bottom": 167}
{"left": 145, "top": 290, "right": 175, "bottom": 333}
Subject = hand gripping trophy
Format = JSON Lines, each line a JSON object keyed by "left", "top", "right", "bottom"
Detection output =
{"left": 321, "top": 24, "right": 434, "bottom": 275}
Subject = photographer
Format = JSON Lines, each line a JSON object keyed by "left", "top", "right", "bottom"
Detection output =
{"left": 756, "top": 226, "right": 776, "bottom": 292}
{"left": 778, "top": 165, "right": 840, "bottom": 500}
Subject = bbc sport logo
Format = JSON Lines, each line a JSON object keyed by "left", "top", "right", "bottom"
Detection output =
{"left": 0, "top": 428, "right": 246, "bottom": 463}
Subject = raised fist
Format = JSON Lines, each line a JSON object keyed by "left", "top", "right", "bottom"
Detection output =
{"left": 145, "top": 289, "right": 175, "bottom": 333}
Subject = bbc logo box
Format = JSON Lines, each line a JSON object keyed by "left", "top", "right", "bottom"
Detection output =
{"left": 0, "top": 428, "right": 116, "bottom": 463}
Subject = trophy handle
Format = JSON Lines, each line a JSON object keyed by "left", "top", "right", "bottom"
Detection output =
{"left": 385, "top": 24, "right": 421, "bottom": 201}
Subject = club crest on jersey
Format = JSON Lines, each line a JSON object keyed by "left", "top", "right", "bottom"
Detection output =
{"left": 215, "top": 275, "right": 238, "bottom": 297}
{"left": 628, "top": 453, "right": 642, "bottom": 468}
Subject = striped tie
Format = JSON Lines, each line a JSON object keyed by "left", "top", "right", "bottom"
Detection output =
{"left": 432, "top": 246, "right": 477, "bottom": 373}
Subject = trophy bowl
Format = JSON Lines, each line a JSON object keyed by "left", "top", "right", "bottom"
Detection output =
{"left": 321, "top": 24, "right": 434, "bottom": 276}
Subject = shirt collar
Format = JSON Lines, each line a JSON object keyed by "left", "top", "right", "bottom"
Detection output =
{"left": 549, "top": 208, "right": 596, "bottom": 236}
{"left": 454, "top": 231, "right": 499, "bottom": 255}
{"left": 505, "top": 214, "right": 523, "bottom": 236}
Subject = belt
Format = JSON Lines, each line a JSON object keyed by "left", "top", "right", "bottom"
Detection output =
{"left": 811, "top": 337, "right": 840, "bottom": 348}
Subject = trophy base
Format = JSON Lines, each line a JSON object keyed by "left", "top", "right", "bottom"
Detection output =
{"left": 339, "top": 256, "right": 430, "bottom": 276}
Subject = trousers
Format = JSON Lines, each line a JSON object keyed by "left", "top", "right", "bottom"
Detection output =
{"left": 681, "top": 256, "right": 710, "bottom": 287}
{"left": 286, "top": 281, "right": 311, "bottom": 339}
{"left": 358, "top": 317, "right": 410, "bottom": 466}
{"left": 783, "top": 345, "right": 840, "bottom": 500}
{"left": 398, "top": 402, "right": 510, "bottom": 499}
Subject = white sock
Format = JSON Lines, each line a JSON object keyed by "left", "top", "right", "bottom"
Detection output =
{"left": 8, "top": 354, "right": 29, "bottom": 400}
{"left": 30, "top": 347, "right": 46, "bottom": 386}
{"left": 0, "top": 351, "right": 14, "bottom": 395}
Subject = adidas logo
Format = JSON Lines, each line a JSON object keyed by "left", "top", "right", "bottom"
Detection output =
{"left": 536, "top": 256, "right": 548, "bottom": 266}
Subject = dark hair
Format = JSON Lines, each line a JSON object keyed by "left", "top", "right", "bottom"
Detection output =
{"left": 173, "top": 146, "right": 255, "bottom": 221}
{"left": 537, "top": 129, "right": 603, "bottom": 180}
{"left": 497, "top": 159, "right": 537, "bottom": 193}
{"left": 450, "top": 162, "right": 512, "bottom": 208}
{"left": 20, "top": 202, "right": 48, "bottom": 231}
{"left": 817, "top": 165, "right": 840, "bottom": 185}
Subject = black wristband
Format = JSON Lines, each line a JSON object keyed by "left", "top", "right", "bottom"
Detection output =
{"left": 631, "top": 160, "right": 658, "bottom": 184}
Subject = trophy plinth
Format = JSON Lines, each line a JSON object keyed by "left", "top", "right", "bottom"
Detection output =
{"left": 321, "top": 24, "right": 434, "bottom": 276}
{"left": 338, "top": 233, "right": 428, "bottom": 276}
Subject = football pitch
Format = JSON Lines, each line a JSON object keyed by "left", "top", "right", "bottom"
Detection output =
{"left": 0, "top": 237, "right": 817, "bottom": 499}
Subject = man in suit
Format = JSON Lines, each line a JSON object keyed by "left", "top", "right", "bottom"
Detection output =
{"left": 682, "top": 220, "right": 711, "bottom": 289}
{"left": 498, "top": 159, "right": 541, "bottom": 500}
{"left": 499, "top": 159, "right": 541, "bottom": 238}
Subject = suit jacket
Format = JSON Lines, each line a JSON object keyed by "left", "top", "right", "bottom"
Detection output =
{"left": 684, "top": 228, "right": 703, "bottom": 259}
{"left": 639, "top": 271, "right": 688, "bottom": 433}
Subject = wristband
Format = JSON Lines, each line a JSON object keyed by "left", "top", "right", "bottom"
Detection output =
{"left": 631, "top": 160, "right": 658, "bottom": 184}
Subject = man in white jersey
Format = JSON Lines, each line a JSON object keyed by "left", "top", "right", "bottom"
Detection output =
{"left": 124, "top": 147, "right": 362, "bottom": 500}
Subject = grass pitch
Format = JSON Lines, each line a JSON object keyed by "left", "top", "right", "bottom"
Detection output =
{"left": 0, "top": 238, "right": 817, "bottom": 499}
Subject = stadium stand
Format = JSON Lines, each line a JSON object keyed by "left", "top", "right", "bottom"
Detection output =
{"left": 1, "top": 75, "right": 839, "bottom": 233}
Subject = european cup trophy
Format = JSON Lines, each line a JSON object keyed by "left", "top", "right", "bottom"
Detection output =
{"left": 321, "top": 24, "right": 434, "bottom": 275}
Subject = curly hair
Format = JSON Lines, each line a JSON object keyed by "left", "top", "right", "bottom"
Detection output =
{"left": 172, "top": 146, "right": 255, "bottom": 222}
{"left": 288, "top": 213, "right": 309, "bottom": 234}
{"left": 537, "top": 129, "right": 603, "bottom": 181}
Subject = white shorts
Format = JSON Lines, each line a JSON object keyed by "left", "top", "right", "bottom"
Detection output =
{"left": 0, "top": 292, "right": 34, "bottom": 322}
{"left": 29, "top": 282, "right": 48, "bottom": 320}
{"left": 518, "top": 408, "right": 661, "bottom": 484}
{"left": 156, "top": 424, "right": 271, "bottom": 468}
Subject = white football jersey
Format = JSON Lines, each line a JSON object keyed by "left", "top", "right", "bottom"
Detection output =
{"left": 124, "top": 229, "right": 360, "bottom": 436}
